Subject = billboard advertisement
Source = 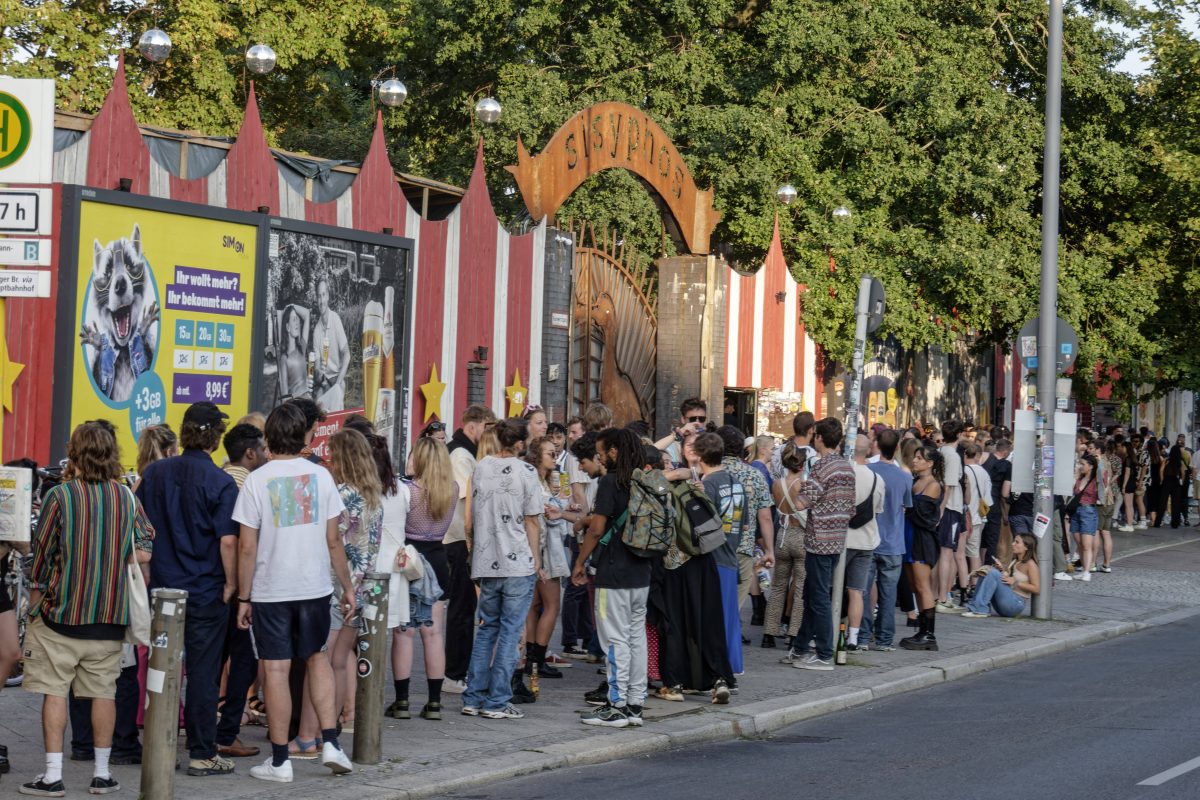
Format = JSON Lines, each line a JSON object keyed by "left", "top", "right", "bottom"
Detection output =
{"left": 258, "top": 224, "right": 409, "bottom": 461}
{"left": 61, "top": 195, "right": 259, "bottom": 469}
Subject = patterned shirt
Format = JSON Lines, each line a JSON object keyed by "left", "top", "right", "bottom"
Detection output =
{"left": 32, "top": 479, "right": 154, "bottom": 626}
{"left": 337, "top": 485, "right": 383, "bottom": 595}
{"left": 799, "top": 452, "right": 856, "bottom": 555}
{"left": 723, "top": 457, "right": 772, "bottom": 556}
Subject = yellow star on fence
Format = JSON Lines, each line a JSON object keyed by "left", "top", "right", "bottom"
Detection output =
{"left": 505, "top": 369, "right": 527, "bottom": 418}
{"left": 0, "top": 300, "right": 24, "bottom": 414}
{"left": 420, "top": 363, "right": 446, "bottom": 423}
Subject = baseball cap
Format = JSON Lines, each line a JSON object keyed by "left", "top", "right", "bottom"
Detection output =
{"left": 183, "top": 401, "right": 229, "bottom": 430}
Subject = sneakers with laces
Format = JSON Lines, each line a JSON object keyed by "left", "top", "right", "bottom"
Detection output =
{"left": 580, "top": 704, "right": 629, "bottom": 728}
{"left": 561, "top": 645, "right": 588, "bottom": 659}
{"left": 442, "top": 678, "right": 467, "bottom": 694}
{"left": 655, "top": 684, "right": 683, "bottom": 702}
{"left": 1077, "top": 571, "right": 1091, "bottom": 582}
{"left": 19, "top": 775, "right": 65, "bottom": 797}
{"left": 779, "top": 649, "right": 802, "bottom": 665}
{"left": 711, "top": 678, "right": 731, "bottom": 705}
{"left": 187, "top": 754, "right": 235, "bottom": 776}
{"left": 545, "top": 652, "right": 572, "bottom": 667}
{"left": 87, "top": 776, "right": 120, "bottom": 795}
{"left": 321, "top": 741, "right": 353, "bottom": 775}
{"left": 793, "top": 654, "right": 834, "bottom": 671}
{"left": 873, "top": 643, "right": 897, "bottom": 652}
{"left": 1096, "top": 564, "right": 1112, "bottom": 573}
{"left": 626, "top": 705, "right": 644, "bottom": 727}
{"left": 481, "top": 703, "right": 525, "bottom": 720}
{"left": 1054, "top": 572, "right": 1073, "bottom": 581}
{"left": 461, "top": 705, "right": 480, "bottom": 716}
{"left": 584, "top": 680, "right": 610, "bottom": 706}
{"left": 960, "top": 610, "right": 990, "bottom": 618}
{"left": 249, "top": 758, "right": 293, "bottom": 783}
{"left": 935, "top": 600, "right": 963, "bottom": 613}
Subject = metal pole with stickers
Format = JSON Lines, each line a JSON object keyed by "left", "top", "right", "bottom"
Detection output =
{"left": 352, "top": 572, "right": 390, "bottom": 764}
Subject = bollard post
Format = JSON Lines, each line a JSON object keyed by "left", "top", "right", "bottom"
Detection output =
{"left": 353, "top": 572, "right": 390, "bottom": 765}
{"left": 139, "top": 588, "right": 188, "bottom": 800}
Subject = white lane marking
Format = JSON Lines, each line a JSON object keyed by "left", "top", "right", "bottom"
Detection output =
{"left": 1138, "top": 754, "right": 1200, "bottom": 786}
{"left": 1112, "top": 536, "right": 1200, "bottom": 564}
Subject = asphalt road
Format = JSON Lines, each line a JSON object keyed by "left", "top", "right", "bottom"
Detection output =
{"left": 437, "top": 606, "right": 1200, "bottom": 800}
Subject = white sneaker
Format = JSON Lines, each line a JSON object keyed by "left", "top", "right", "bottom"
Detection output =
{"left": 481, "top": 703, "right": 525, "bottom": 719}
{"left": 1118, "top": 524, "right": 1134, "bottom": 532}
{"left": 1136, "top": 520, "right": 1149, "bottom": 529}
{"left": 1096, "top": 565, "right": 1112, "bottom": 573}
{"left": 250, "top": 758, "right": 294, "bottom": 783}
{"left": 793, "top": 654, "right": 834, "bottom": 671}
{"left": 1077, "top": 571, "right": 1091, "bottom": 582}
{"left": 321, "top": 742, "right": 353, "bottom": 775}
{"left": 442, "top": 678, "right": 467, "bottom": 694}
{"left": 1054, "top": 572, "right": 1073, "bottom": 581}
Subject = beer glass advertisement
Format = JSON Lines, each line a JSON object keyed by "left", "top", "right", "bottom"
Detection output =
{"left": 259, "top": 225, "right": 408, "bottom": 459}
{"left": 64, "top": 197, "right": 259, "bottom": 470}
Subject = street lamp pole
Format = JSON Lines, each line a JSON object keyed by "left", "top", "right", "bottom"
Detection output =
{"left": 1033, "top": 0, "right": 1064, "bottom": 619}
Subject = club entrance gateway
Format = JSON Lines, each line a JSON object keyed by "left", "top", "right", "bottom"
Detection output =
{"left": 6, "top": 68, "right": 1039, "bottom": 464}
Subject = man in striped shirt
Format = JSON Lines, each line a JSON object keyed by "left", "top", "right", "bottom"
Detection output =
{"left": 24, "top": 422, "right": 153, "bottom": 797}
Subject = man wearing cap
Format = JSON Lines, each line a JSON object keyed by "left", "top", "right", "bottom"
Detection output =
{"left": 135, "top": 402, "right": 242, "bottom": 776}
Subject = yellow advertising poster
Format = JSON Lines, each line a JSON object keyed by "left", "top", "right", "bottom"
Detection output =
{"left": 70, "top": 201, "right": 258, "bottom": 469}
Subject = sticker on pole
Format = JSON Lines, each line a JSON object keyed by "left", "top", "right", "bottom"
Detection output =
{"left": 357, "top": 658, "right": 372, "bottom": 678}
{"left": 1032, "top": 513, "right": 1051, "bottom": 540}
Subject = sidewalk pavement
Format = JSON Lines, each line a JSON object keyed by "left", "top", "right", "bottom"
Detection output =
{"left": 4, "top": 527, "right": 1198, "bottom": 799}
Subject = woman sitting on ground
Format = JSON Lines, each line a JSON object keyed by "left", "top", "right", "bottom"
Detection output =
{"left": 961, "top": 533, "right": 1041, "bottom": 619}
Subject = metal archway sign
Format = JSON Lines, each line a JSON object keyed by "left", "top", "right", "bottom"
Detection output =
{"left": 506, "top": 102, "right": 721, "bottom": 254}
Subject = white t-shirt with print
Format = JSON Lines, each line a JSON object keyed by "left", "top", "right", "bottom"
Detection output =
{"left": 469, "top": 455, "right": 543, "bottom": 580}
{"left": 233, "top": 457, "right": 344, "bottom": 603}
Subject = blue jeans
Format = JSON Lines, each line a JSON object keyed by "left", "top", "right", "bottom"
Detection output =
{"left": 463, "top": 575, "right": 536, "bottom": 711}
{"left": 859, "top": 553, "right": 903, "bottom": 646}
{"left": 796, "top": 552, "right": 838, "bottom": 661}
{"left": 967, "top": 570, "right": 1026, "bottom": 617}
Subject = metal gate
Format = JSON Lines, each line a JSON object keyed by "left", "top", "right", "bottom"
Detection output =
{"left": 565, "top": 221, "right": 657, "bottom": 428}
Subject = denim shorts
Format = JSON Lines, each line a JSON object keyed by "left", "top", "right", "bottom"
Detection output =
{"left": 1070, "top": 504, "right": 1098, "bottom": 535}
{"left": 844, "top": 548, "right": 874, "bottom": 593}
{"left": 251, "top": 594, "right": 332, "bottom": 661}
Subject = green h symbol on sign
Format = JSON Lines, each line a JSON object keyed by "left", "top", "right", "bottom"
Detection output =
{"left": 23, "top": 242, "right": 38, "bottom": 261}
{"left": 0, "top": 107, "right": 9, "bottom": 152}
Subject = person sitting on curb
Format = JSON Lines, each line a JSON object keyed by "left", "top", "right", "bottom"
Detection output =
{"left": 961, "top": 533, "right": 1041, "bottom": 619}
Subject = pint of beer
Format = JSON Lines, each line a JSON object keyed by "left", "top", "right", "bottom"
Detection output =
{"left": 382, "top": 286, "right": 395, "bottom": 392}
{"left": 362, "top": 301, "right": 384, "bottom": 425}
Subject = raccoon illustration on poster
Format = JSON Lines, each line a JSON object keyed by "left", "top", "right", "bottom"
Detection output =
{"left": 79, "top": 224, "right": 160, "bottom": 403}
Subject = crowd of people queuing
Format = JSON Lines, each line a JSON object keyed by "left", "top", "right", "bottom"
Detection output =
{"left": 5, "top": 392, "right": 1191, "bottom": 794}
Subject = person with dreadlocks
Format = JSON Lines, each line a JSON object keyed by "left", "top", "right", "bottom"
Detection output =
{"left": 571, "top": 427, "right": 648, "bottom": 728}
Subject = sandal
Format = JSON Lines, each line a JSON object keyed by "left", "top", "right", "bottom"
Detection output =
{"left": 288, "top": 738, "right": 321, "bottom": 760}
{"left": 245, "top": 698, "right": 267, "bottom": 727}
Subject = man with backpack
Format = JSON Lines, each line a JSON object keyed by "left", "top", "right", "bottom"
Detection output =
{"left": 571, "top": 428, "right": 652, "bottom": 728}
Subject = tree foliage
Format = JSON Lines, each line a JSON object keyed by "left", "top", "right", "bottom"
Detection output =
{"left": 2, "top": 0, "right": 1195, "bottom": 403}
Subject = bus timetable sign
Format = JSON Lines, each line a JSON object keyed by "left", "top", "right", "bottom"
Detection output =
{"left": 0, "top": 79, "right": 54, "bottom": 184}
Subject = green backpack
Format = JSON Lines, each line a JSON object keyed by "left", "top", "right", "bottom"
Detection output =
{"left": 619, "top": 468, "right": 677, "bottom": 558}
{"left": 668, "top": 479, "right": 725, "bottom": 556}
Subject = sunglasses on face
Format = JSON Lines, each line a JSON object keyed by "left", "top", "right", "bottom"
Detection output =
{"left": 687, "top": 415, "right": 707, "bottom": 423}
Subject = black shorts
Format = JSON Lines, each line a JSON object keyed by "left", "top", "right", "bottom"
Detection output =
{"left": 937, "top": 509, "right": 963, "bottom": 549}
{"left": 408, "top": 539, "right": 449, "bottom": 602}
{"left": 912, "top": 527, "right": 941, "bottom": 565}
{"left": 250, "top": 595, "right": 331, "bottom": 661}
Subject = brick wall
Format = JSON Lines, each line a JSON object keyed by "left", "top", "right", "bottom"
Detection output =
{"left": 540, "top": 228, "right": 574, "bottom": 423}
